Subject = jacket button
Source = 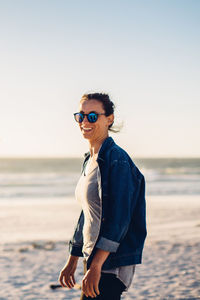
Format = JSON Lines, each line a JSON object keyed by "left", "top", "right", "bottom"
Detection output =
{"left": 102, "top": 218, "right": 105, "bottom": 222}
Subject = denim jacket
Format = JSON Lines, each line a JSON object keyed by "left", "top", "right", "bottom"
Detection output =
{"left": 69, "top": 136, "right": 147, "bottom": 270}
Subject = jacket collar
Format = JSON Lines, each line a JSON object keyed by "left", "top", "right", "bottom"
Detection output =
{"left": 84, "top": 136, "right": 115, "bottom": 163}
{"left": 98, "top": 136, "right": 115, "bottom": 162}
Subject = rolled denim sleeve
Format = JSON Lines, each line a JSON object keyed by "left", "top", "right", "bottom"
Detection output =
{"left": 96, "top": 236, "right": 119, "bottom": 252}
{"left": 96, "top": 158, "right": 141, "bottom": 253}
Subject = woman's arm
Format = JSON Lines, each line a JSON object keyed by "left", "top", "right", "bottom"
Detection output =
{"left": 96, "top": 159, "right": 137, "bottom": 251}
{"left": 82, "top": 249, "right": 110, "bottom": 298}
{"left": 69, "top": 210, "right": 84, "bottom": 257}
{"left": 59, "top": 255, "right": 79, "bottom": 288}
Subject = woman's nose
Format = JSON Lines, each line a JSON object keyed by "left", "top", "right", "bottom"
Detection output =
{"left": 82, "top": 115, "right": 89, "bottom": 124}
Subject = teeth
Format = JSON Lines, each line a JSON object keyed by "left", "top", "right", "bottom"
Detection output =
{"left": 82, "top": 127, "right": 92, "bottom": 130}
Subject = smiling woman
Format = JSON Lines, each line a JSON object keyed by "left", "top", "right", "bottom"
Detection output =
{"left": 59, "top": 93, "right": 147, "bottom": 300}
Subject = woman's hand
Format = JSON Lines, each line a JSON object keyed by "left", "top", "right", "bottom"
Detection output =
{"left": 82, "top": 249, "right": 110, "bottom": 297}
{"left": 59, "top": 255, "right": 79, "bottom": 288}
{"left": 82, "top": 265, "right": 101, "bottom": 298}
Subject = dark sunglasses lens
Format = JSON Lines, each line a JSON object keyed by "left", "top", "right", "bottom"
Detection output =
{"left": 75, "top": 113, "right": 84, "bottom": 123}
{"left": 88, "top": 113, "right": 98, "bottom": 123}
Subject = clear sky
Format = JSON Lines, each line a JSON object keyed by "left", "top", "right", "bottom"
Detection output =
{"left": 0, "top": 0, "right": 199, "bottom": 158}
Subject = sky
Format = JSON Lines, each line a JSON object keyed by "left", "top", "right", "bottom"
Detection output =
{"left": 0, "top": 0, "right": 199, "bottom": 158}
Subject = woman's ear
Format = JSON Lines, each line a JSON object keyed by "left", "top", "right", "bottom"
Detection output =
{"left": 107, "top": 114, "right": 114, "bottom": 127}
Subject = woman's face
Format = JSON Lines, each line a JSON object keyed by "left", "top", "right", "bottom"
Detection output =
{"left": 78, "top": 99, "right": 114, "bottom": 143}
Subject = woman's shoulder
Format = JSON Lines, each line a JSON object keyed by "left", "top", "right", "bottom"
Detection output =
{"left": 110, "top": 143, "right": 130, "bottom": 161}
{"left": 109, "top": 143, "right": 144, "bottom": 180}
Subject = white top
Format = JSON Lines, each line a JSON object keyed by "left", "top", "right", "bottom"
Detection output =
{"left": 75, "top": 156, "right": 101, "bottom": 258}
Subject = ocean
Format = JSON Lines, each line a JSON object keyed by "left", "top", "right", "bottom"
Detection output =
{"left": 0, "top": 158, "right": 200, "bottom": 200}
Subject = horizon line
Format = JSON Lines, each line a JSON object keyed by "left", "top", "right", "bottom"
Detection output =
{"left": 0, "top": 156, "right": 200, "bottom": 159}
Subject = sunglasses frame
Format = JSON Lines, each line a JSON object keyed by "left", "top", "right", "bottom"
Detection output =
{"left": 73, "top": 112, "right": 106, "bottom": 123}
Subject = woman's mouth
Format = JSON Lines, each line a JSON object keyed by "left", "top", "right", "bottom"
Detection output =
{"left": 81, "top": 127, "right": 93, "bottom": 133}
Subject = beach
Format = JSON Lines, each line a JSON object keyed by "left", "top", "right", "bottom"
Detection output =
{"left": 1, "top": 195, "right": 200, "bottom": 300}
{"left": 1, "top": 0, "right": 200, "bottom": 298}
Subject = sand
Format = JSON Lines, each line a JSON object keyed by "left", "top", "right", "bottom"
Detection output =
{"left": 0, "top": 196, "right": 200, "bottom": 299}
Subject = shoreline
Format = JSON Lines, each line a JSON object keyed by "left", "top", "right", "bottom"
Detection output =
{"left": 1, "top": 195, "right": 200, "bottom": 244}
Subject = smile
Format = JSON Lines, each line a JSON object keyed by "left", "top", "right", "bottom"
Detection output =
{"left": 81, "top": 127, "right": 93, "bottom": 132}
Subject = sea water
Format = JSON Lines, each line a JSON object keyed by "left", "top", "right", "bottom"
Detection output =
{"left": 0, "top": 157, "right": 200, "bottom": 200}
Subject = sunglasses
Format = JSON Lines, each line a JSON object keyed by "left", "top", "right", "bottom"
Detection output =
{"left": 73, "top": 112, "right": 106, "bottom": 123}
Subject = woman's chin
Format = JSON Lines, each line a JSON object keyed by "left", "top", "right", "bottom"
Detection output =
{"left": 82, "top": 132, "right": 93, "bottom": 140}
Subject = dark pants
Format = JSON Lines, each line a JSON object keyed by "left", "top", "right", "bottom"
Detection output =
{"left": 80, "top": 272, "right": 126, "bottom": 300}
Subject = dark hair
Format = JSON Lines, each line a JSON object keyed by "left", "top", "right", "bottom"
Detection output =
{"left": 80, "top": 93, "right": 120, "bottom": 132}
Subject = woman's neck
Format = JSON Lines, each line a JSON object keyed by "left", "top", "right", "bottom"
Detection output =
{"left": 88, "top": 135, "right": 108, "bottom": 157}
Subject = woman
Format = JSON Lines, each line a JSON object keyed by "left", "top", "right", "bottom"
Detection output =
{"left": 59, "top": 93, "right": 147, "bottom": 300}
